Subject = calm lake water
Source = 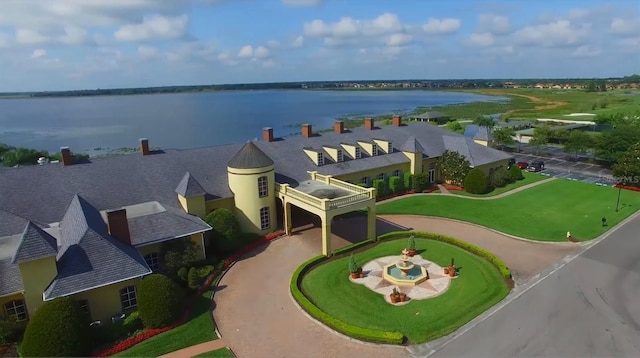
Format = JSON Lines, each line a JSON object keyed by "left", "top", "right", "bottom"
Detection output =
{"left": 0, "top": 90, "right": 507, "bottom": 154}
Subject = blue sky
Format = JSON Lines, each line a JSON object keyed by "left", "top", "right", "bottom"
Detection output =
{"left": 0, "top": 0, "right": 638, "bottom": 92}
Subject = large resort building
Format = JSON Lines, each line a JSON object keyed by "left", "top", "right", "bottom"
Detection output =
{"left": 0, "top": 116, "right": 512, "bottom": 325}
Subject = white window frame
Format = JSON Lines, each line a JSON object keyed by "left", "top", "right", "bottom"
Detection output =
{"left": 392, "top": 170, "right": 401, "bottom": 177}
{"left": 372, "top": 143, "right": 378, "bottom": 156}
{"left": 376, "top": 173, "right": 385, "bottom": 180}
{"left": 4, "top": 300, "right": 28, "bottom": 322}
{"left": 260, "top": 207, "right": 270, "bottom": 230}
{"left": 355, "top": 147, "right": 362, "bottom": 159}
{"left": 337, "top": 150, "right": 343, "bottom": 162}
{"left": 144, "top": 252, "right": 159, "bottom": 271}
{"left": 317, "top": 152, "right": 324, "bottom": 166}
{"left": 360, "top": 177, "right": 370, "bottom": 186}
{"left": 257, "top": 176, "right": 268, "bottom": 198}
{"left": 120, "top": 286, "right": 137, "bottom": 310}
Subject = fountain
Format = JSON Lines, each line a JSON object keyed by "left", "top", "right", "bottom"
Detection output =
{"left": 382, "top": 248, "right": 429, "bottom": 286}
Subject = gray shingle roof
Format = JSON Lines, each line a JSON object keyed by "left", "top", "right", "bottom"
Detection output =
{"left": 412, "top": 111, "right": 448, "bottom": 119}
{"left": 128, "top": 205, "right": 211, "bottom": 247}
{"left": 0, "top": 259, "right": 23, "bottom": 296}
{"left": 12, "top": 222, "right": 58, "bottom": 264}
{"left": 44, "top": 195, "right": 151, "bottom": 300}
{"left": 464, "top": 125, "right": 492, "bottom": 141}
{"left": 0, "top": 210, "right": 29, "bottom": 295}
{"left": 175, "top": 172, "right": 206, "bottom": 197}
{"left": 227, "top": 141, "right": 274, "bottom": 169}
{"left": 399, "top": 136, "right": 425, "bottom": 153}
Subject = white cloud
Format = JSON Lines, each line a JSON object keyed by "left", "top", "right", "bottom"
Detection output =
{"left": 138, "top": 45, "right": 158, "bottom": 58}
{"left": 477, "top": 14, "right": 510, "bottom": 35}
{"left": 16, "top": 28, "right": 48, "bottom": 45}
{"left": 469, "top": 32, "right": 495, "bottom": 47}
{"left": 238, "top": 45, "right": 254, "bottom": 58}
{"left": 281, "top": 0, "right": 323, "bottom": 6}
{"left": 266, "top": 40, "right": 280, "bottom": 48}
{"left": 253, "top": 45, "right": 270, "bottom": 58}
{"left": 571, "top": 45, "right": 601, "bottom": 57}
{"left": 291, "top": 35, "right": 304, "bottom": 48}
{"left": 304, "top": 13, "right": 404, "bottom": 38}
{"left": 31, "top": 48, "right": 47, "bottom": 59}
{"left": 386, "top": 33, "right": 412, "bottom": 47}
{"left": 512, "top": 20, "right": 590, "bottom": 47}
{"left": 422, "top": 17, "right": 461, "bottom": 35}
{"left": 114, "top": 14, "right": 188, "bottom": 41}
{"left": 262, "top": 59, "right": 277, "bottom": 68}
{"left": 610, "top": 17, "right": 640, "bottom": 35}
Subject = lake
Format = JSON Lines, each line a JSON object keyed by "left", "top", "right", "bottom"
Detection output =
{"left": 0, "top": 90, "right": 507, "bottom": 154}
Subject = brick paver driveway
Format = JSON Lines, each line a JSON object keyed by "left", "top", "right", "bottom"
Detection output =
{"left": 212, "top": 215, "right": 579, "bottom": 358}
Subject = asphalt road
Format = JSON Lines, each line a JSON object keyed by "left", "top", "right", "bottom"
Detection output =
{"left": 421, "top": 213, "right": 640, "bottom": 358}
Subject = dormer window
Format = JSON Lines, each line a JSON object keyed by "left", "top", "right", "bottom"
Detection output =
{"left": 372, "top": 143, "right": 378, "bottom": 156}
{"left": 337, "top": 149, "right": 343, "bottom": 162}
{"left": 317, "top": 152, "right": 324, "bottom": 166}
{"left": 355, "top": 147, "right": 361, "bottom": 159}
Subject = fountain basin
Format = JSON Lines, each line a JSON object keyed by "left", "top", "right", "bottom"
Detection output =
{"left": 382, "top": 263, "right": 428, "bottom": 286}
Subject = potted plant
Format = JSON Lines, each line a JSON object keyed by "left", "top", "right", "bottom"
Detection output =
{"left": 389, "top": 288, "right": 400, "bottom": 303}
{"left": 359, "top": 269, "right": 365, "bottom": 278}
{"left": 447, "top": 257, "right": 456, "bottom": 277}
{"left": 399, "top": 291, "right": 407, "bottom": 302}
{"left": 407, "top": 235, "right": 417, "bottom": 257}
{"left": 348, "top": 254, "right": 362, "bottom": 279}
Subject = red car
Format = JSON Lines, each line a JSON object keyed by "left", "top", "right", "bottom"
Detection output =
{"left": 517, "top": 162, "right": 528, "bottom": 169}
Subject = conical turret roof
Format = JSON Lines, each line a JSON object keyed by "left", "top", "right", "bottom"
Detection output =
{"left": 227, "top": 142, "right": 274, "bottom": 169}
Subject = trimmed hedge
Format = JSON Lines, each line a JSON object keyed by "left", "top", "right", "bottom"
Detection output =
{"left": 509, "top": 165, "right": 524, "bottom": 181}
{"left": 290, "top": 255, "right": 404, "bottom": 345}
{"left": 403, "top": 172, "right": 413, "bottom": 191}
{"left": 138, "top": 274, "right": 186, "bottom": 329}
{"left": 413, "top": 173, "right": 429, "bottom": 192}
{"left": 464, "top": 168, "right": 489, "bottom": 194}
{"left": 372, "top": 179, "right": 387, "bottom": 197}
{"left": 378, "top": 231, "right": 512, "bottom": 279}
{"left": 388, "top": 176, "right": 403, "bottom": 194}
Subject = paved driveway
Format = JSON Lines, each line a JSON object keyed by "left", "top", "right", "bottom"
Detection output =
{"left": 213, "top": 215, "right": 579, "bottom": 358}
{"left": 513, "top": 153, "right": 614, "bottom": 186}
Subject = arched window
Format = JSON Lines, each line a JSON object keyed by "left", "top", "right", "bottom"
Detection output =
{"left": 258, "top": 176, "right": 268, "bottom": 198}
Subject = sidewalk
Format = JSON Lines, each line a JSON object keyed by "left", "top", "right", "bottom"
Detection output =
{"left": 157, "top": 339, "right": 228, "bottom": 358}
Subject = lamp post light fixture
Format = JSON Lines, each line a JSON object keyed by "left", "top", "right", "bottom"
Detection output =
{"left": 615, "top": 182, "right": 622, "bottom": 212}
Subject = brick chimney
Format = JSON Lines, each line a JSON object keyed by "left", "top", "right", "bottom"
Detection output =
{"left": 334, "top": 121, "right": 345, "bottom": 134}
{"left": 263, "top": 127, "right": 274, "bottom": 142}
{"left": 139, "top": 138, "right": 150, "bottom": 155}
{"left": 302, "top": 124, "right": 313, "bottom": 138}
{"left": 392, "top": 115, "right": 402, "bottom": 126}
{"left": 106, "top": 209, "right": 131, "bottom": 245}
{"left": 364, "top": 118, "right": 374, "bottom": 130}
{"left": 60, "top": 147, "right": 73, "bottom": 166}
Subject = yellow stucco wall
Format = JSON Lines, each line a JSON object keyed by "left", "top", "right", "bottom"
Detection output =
{"left": 340, "top": 143, "right": 358, "bottom": 158}
{"left": 17, "top": 257, "right": 57, "bottom": 318}
{"left": 357, "top": 141, "right": 374, "bottom": 156}
{"left": 177, "top": 194, "right": 206, "bottom": 218}
{"left": 402, "top": 151, "right": 423, "bottom": 175}
{"left": 323, "top": 146, "right": 340, "bottom": 162}
{"left": 474, "top": 139, "right": 489, "bottom": 147}
{"left": 70, "top": 278, "right": 142, "bottom": 322}
{"left": 227, "top": 165, "right": 277, "bottom": 235}
{"left": 205, "top": 197, "right": 235, "bottom": 214}
{"left": 303, "top": 149, "right": 320, "bottom": 165}
{"left": 0, "top": 293, "right": 27, "bottom": 320}
{"left": 476, "top": 159, "right": 511, "bottom": 176}
{"left": 335, "top": 163, "right": 410, "bottom": 185}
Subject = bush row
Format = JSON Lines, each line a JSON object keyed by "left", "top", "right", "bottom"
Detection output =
{"left": 378, "top": 231, "right": 512, "bottom": 279}
{"left": 290, "top": 255, "right": 404, "bottom": 345}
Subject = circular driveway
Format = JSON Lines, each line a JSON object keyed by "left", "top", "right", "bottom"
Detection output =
{"left": 212, "top": 215, "right": 579, "bottom": 358}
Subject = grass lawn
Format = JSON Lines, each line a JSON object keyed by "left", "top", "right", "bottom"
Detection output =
{"left": 301, "top": 239, "right": 509, "bottom": 343}
{"left": 193, "top": 347, "right": 235, "bottom": 358}
{"left": 113, "top": 290, "right": 216, "bottom": 357}
{"left": 451, "top": 172, "right": 549, "bottom": 197}
{"left": 378, "top": 179, "right": 640, "bottom": 241}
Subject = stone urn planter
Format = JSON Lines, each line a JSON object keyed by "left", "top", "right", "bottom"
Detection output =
{"left": 399, "top": 292, "right": 407, "bottom": 302}
{"left": 445, "top": 257, "right": 456, "bottom": 277}
{"left": 390, "top": 288, "right": 401, "bottom": 303}
{"left": 359, "top": 271, "right": 365, "bottom": 278}
{"left": 349, "top": 254, "right": 362, "bottom": 279}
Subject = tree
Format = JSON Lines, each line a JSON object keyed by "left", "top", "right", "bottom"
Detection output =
{"left": 473, "top": 116, "right": 496, "bottom": 137}
{"left": 585, "top": 81, "right": 598, "bottom": 92}
{"left": 138, "top": 274, "right": 186, "bottom": 329}
{"left": 612, "top": 144, "right": 640, "bottom": 184}
{"left": 528, "top": 125, "right": 552, "bottom": 155}
{"left": 21, "top": 297, "right": 91, "bottom": 357}
{"left": 160, "top": 238, "right": 200, "bottom": 274}
{"left": 205, "top": 208, "right": 242, "bottom": 254}
{"left": 491, "top": 127, "right": 516, "bottom": 150}
{"left": 412, "top": 173, "right": 429, "bottom": 192}
{"left": 438, "top": 150, "right": 471, "bottom": 186}
{"left": 596, "top": 125, "right": 640, "bottom": 163}
{"left": 464, "top": 168, "right": 489, "bottom": 194}
{"left": 490, "top": 167, "right": 514, "bottom": 188}
{"left": 509, "top": 165, "right": 524, "bottom": 181}
{"left": 445, "top": 121, "right": 464, "bottom": 134}
{"left": 563, "top": 130, "right": 593, "bottom": 160}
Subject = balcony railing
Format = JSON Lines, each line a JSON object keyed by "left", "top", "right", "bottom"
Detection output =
{"left": 309, "top": 171, "right": 373, "bottom": 195}
{"left": 276, "top": 177, "right": 374, "bottom": 212}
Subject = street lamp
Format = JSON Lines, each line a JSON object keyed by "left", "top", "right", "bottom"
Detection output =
{"left": 616, "top": 182, "right": 622, "bottom": 212}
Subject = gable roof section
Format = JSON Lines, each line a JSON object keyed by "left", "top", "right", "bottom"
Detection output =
{"left": 227, "top": 141, "right": 274, "bottom": 169}
{"left": 442, "top": 136, "right": 474, "bottom": 166}
{"left": 399, "top": 136, "right": 425, "bottom": 153}
{"left": 128, "top": 205, "right": 211, "bottom": 247}
{"left": 0, "top": 260, "right": 23, "bottom": 297}
{"left": 175, "top": 172, "right": 206, "bottom": 197}
{"left": 44, "top": 195, "right": 151, "bottom": 300}
{"left": 12, "top": 222, "right": 58, "bottom": 264}
{"left": 0, "top": 210, "right": 29, "bottom": 296}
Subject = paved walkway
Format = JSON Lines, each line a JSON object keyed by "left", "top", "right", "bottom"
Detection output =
{"left": 158, "top": 339, "right": 228, "bottom": 358}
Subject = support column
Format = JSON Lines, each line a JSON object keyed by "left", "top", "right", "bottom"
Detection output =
{"left": 283, "top": 201, "right": 292, "bottom": 236}
{"left": 321, "top": 215, "right": 333, "bottom": 256}
{"left": 367, "top": 205, "right": 377, "bottom": 241}
{"left": 200, "top": 233, "right": 207, "bottom": 259}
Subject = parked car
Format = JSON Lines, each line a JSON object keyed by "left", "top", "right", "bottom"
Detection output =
{"left": 517, "top": 161, "right": 529, "bottom": 169}
{"left": 527, "top": 160, "right": 545, "bottom": 172}
{"left": 507, "top": 158, "right": 516, "bottom": 169}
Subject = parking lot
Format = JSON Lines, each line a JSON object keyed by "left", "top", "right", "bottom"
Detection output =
{"left": 513, "top": 153, "right": 615, "bottom": 187}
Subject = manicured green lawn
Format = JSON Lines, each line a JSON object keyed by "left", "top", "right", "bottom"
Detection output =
{"left": 114, "top": 290, "right": 216, "bottom": 357}
{"left": 378, "top": 179, "right": 640, "bottom": 241}
{"left": 451, "top": 172, "right": 548, "bottom": 197}
{"left": 193, "top": 347, "right": 235, "bottom": 358}
{"left": 302, "top": 239, "right": 509, "bottom": 343}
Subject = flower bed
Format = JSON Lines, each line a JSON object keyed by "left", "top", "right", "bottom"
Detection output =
{"left": 614, "top": 183, "right": 640, "bottom": 192}
{"left": 443, "top": 184, "right": 464, "bottom": 191}
{"left": 93, "top": 230, "right": 285, "bottom": 357}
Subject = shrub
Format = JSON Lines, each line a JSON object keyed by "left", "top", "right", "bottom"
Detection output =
{"left": 412, "top": 173, "right": 429, "bottom": 192}
{"left": 509, "top": 165, "right": 524, "bottom": 181}
{"left": 290, "top": 256, "right": 404, "bottom": 345}
{"left": 0, "top": 316, "right": 21, "bottom": 345}
{"left": 388, "top": 176, "right": 403, "bottom": 194}
{"left": 407, "top": 235, "right": 416, "bottom": 250}
{"left": 348, "top": 254, "right": 359, "bottom": 273}
{"left": 160, "top": 239, "right": 200, "bottom": 274}
{"left": 138, "top": 274, "right": 186, "bottom": 329}
{"left": 464, "top": 168, "right": 489, "bottom": 194}
{"left": 177, "top": 267, "right": 188, "bottom": 282}
{"left": 122, "top": 311, "right": 143, "bottom": 333}
{"left": 372, "top": 179, "right": 387, "bottom": 197}
{"left": 187, "top": 265, "right": 214, "bottom": 289}
{"left": 21, "top": 297, "right": 91, "bottom": 357}
{"left": 403, "top": 172, "right": 413, "bottom": 191}
{"left": 490, "top": 167, "right": 513, "bottom": 188}
{"left": 205, "top": 208, "right": 241, "bottom": 253}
